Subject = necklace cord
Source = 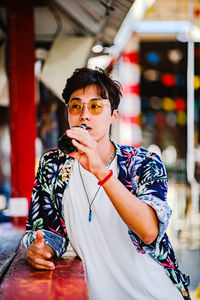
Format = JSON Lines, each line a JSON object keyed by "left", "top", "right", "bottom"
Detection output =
{"left": 78, "top": 147, "right": 116, "bottom": 222}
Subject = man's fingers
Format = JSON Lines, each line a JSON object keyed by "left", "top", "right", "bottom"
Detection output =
{"left": 27, "top": 236, "right": 55, "bottom": 270}
{"left": 32, "top": 264, "right": 54, "bottom": 271}
{"left": 35, "top": 230, "right": 44, "bottom": 243}
{"left": 72, "top": 139, "right": 88, "bottom": 152}
{"left": 67, "top": 129, "right": 92, "bottom": 147}
{"left": 28, "top": 256, "right": 55, "bottom": 270}
{"left": 29, "top": 244, "right": 51, "bottom": 259}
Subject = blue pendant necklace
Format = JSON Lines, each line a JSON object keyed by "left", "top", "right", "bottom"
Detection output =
{"left": 78, "top": 148, "right": 116, "bottom": 222}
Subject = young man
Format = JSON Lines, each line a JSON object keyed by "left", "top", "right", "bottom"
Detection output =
{"left": 22, "top": 68, "right": 190, "bottom": 300}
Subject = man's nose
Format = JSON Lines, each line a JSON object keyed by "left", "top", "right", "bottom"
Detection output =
{"left": 80, "top": 103, "right": 91, "bottom": 120}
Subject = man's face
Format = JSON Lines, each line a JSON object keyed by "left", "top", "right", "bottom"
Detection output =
{"left": 67, "top": 84, "right": 118, "bottom": 143}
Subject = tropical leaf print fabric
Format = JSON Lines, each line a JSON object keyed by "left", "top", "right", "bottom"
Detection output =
{"left": 22, "top": 139, "right": 191, "bottom": 299}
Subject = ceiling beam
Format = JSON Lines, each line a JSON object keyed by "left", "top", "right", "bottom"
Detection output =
{"left": 54, "top": 0, "right": 103, "bottom": 35}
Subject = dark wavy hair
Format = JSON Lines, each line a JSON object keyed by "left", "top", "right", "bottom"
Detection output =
{"left": 62, "top": 67, "right": 122, "bottom": 114}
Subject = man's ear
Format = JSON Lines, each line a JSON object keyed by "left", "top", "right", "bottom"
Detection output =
{"left": 111, "top": 109, "right": 119, "bottom": 124}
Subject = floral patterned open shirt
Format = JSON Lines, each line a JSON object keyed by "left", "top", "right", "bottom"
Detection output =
{"left": 22, "top": 138, "right": 191, "bottom": 299}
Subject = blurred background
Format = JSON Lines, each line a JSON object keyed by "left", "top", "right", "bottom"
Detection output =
{"left": 0, "top": 0, "right": 199, "bottom": 298}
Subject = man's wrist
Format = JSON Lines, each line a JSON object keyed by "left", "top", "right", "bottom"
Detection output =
{"left": 93, "top": 166, "right": 110, "bottom": 182}
{"left": 98, "top": 170, "right": 113, "bottom": 186}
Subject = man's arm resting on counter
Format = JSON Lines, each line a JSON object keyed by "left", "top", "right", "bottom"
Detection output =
{"left": 22, "top": 229, "right": 67, "bottom": 270}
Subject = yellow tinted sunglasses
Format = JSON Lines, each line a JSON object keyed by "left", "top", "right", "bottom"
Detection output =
{"left": 67, "top": 99, "right": 110, "bottom": 115}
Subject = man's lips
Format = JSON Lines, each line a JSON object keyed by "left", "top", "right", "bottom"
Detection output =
{"left": 86, "top": 127, "right": 92, "bottom": 132}
{"left": 80, "top": 123, "right": 92, "bottom": 132}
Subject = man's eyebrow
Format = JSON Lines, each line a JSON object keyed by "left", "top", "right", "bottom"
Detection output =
{"left": 70, "top": 97, "right": 81, "bottom": 101}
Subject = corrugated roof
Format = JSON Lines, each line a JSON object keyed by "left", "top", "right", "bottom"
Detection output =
{"left": 34, "top": 0, "right": 135, "bottom": 46}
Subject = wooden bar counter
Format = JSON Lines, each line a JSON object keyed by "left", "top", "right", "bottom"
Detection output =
{"left": 0, "top": 223, "right": 88, "bottom": 300}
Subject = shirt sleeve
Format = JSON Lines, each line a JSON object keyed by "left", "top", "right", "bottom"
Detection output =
{"left": 128, "top": 151, "right": 171, "bottom": 253}
{"left": 21, "top": 152, "right": 68, "bottom": 257}
{"left": 21, "top": 229, "right": 67, "bottom": 257}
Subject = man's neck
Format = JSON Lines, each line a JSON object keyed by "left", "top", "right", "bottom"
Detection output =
{"left": 97, "top": 139, "right": 115, "bottom": 166}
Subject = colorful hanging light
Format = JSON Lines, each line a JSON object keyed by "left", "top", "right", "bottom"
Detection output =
{"left": 162, "top": 97, "right": 175, "bottom": 111}
{"left": 175, "top": 98, "right": 186, "bottom": 111}
{"left": 161, "top": 73, "right": 176, "bottom": 87}
{"left": 146, "top": 51, "right": 160, "bottom": 65}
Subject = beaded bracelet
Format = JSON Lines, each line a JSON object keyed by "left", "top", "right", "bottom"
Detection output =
{"left": 98, "top": 170, "right": 113, "bottom": 186}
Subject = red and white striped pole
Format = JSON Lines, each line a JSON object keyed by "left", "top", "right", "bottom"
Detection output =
{"left": 118, "top": 34, "right": 141, "bottom": 147}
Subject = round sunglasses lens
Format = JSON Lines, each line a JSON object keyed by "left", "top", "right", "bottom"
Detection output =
{"left": 89, "top": 100, "right": 104, "bottom": 115}
{"left": 68, "top": 101, "right": 82, "bottom": 115}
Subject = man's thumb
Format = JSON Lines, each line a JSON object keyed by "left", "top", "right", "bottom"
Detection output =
{"left": 35, "top": 230, "right": 44, "bottom": 244}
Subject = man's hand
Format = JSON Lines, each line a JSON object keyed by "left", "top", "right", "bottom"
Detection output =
{"left": 27, "top": 230, "right": 55, "bottom": 270}
{"left": 66, "top": 127, "right": 106, "bottom": 176}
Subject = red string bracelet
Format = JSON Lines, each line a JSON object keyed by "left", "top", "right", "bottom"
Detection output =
{"left": 98, "top": 170, "right": 113, "bottom": 186}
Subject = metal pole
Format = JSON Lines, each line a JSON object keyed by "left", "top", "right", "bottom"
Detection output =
{"left": 7, "top": 0, "right": 36, "bottom": 204}
{"left": 186, "top": 0, "right": 199, "bottom": 211}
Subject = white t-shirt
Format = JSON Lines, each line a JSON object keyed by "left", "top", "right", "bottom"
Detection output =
{"left": 63, "top": 158, "right": 183, "bottom": 300}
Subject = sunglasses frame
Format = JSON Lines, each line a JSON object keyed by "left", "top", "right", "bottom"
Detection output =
{"left": 67, "top": 99, "right": 111, "bottom": 115}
